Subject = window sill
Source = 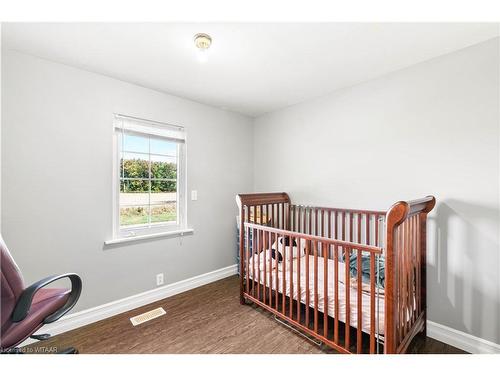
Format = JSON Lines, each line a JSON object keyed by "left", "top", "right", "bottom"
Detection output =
{"left": 104, "top": 228, "right": 194, "bottom": 246}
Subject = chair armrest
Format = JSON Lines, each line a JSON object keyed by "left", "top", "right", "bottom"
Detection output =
{"left": 11, "top": 273, "right": 82, "bottom": 323}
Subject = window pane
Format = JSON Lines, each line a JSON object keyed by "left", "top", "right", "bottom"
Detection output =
{"left": 151, "top": 181, "right": 176, "bottom": 205}
{"left": 120, "top": 206, "right": 149, "bottom": 227}
{"left": 151, "top": 155, "right": 177, "bottom": 180}
{"left": 123, "top": 133, "right": 148, "bottom": 153}
{"left": 121, "top": 152, "right": 150, "bottom": 179}
{"left": 120, "top": 180, "right": 150, "bottom": 206}
{"left": 151, "top": 138, "right": 177, "bottom": 156}
{"left": 151, "top": 203, "right": 177, "bottom": 224}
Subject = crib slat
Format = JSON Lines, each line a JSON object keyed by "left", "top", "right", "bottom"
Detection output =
{"left": 275, "top": 231, "right": 279, "bottom": 311}
{"left": 409, "top": 218, "right": 414, "bottom": 327}
{"left": 399, "top": 226, "right": 404, "bottom": 342}
{"left": 357, "top": 213, "right": 361, "bottom": 244}
{"left": 334, "top": 211, "right": 338, "bottom": 240}
{"left": 334, "top": 244, "right": 339, "bottom": 345}
{"left": 263, "top": 230, "right": 267, "bottom": 305}
{"left": 315, "top": 208, "right": 319, "bottom": 237}
{"left": 413, "top": 216, "right": 417, "bottom": 321}
{"left": 414, "top": 215, "right": 419, "bottom": 323}
{"left": 282, "top": 234, "right": 286, "bottom": 315}
{"left": 295, "top": 205, "right": 298, "bottom": 231}
{"left": 257, "top": 229, "right": 261, "bottom": 302}
{"left": 252, "top": 226, "right": 256, "bottom": 299}
{"left": 409, "top": 217, "right": 413, "bottom": 326}
{"left": 305, "top": 240, "right": 310, "bottom": 328}
{"left": 279, "top": 203, "right": 282, "bottom": 229}
{"left": 285, "top": 203, "right": 288, "bottom": 230}
{"left": 370, "top": 252, "right": 375, "bottom": 353}
{"left": 403, "top": 220, "right": 410, "bottom": 336}
{"left": 245, "top": 208, "right": 250, "bottom": 295}
{"left": 342, "top": 212, "right": 346, "bottom": 241}
{"left": 328, "top": 211, "right": 332, "bottom": 239}
{"left": 401, "top": 222, "right": 405, "bottom": 338}
{"left": 270, "top": 203, "right": 274, "bottom": 228}
{"left": 303, "top": 206, "right": 306, "bottom": 234}
{"left": 307, "top": 207, "right": 310, "bottom": 234}
{"left": 323, "top": 243, "right": 329, "bottom": 338}
{"left": 349, "top": 212, "right": 356, "bottom": 242}
{"left": 313, "top": 241, "right": 319, "bottom": 333}
{"left": 289, "top": 235, "right": 294, "bottom": 320}
{"left": 297, "top": 233, "right": 301, "bottom": 323}
{"left": 357, "top": 248, "right": 362, "bottom": 353}
{"left": 406, "top": 219, "right": 411, "bottom": 334}
{"left": 404, "top": 220, "right": 409, "bottom": 336}
{"left": 268, "top": 230, "right": 272, "bottom": 306}
{"left": 396, "top": 227, "right": 400, "bottom": 343}
{"left": 345, "top": 247, "right": 351, "bottom": 350}
{"left": 323, "top": 209, "right": 326, "bottom": 238}
{"left": 366, "top": 214, "right": 370, "bottom": 245}
{"left": 413, "top": 215, "right": 417, "bottom": 323}
{"left": 416, "top": 216, "right": 421, "bottom": 315}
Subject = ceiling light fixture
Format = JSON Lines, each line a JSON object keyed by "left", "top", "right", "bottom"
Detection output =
{"left": 194, "top": 33, "right": 212, "bottom": 63}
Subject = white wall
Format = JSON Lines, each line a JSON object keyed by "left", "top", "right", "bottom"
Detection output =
{"left": 1, "top": 50, "right": 253, "bottom": 312}
{"left": 254, "top": 38, "right": 500, "bottom": 344}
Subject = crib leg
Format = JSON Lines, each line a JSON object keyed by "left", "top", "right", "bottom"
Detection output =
{"left": 420, "top": 315, "right": 427, "bottom": 337}
{"left": 240, "top": 282, "right": 246, "bottom": 305}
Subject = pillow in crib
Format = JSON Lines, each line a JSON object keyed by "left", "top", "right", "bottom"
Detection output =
{"left": 271, "top": 236, "right": 305, "bottom": 262}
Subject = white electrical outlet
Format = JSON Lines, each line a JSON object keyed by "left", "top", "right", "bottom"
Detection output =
{"left": 156, "top": 273, "right": 164, "bottom": 286}
{"left": 191, "top": 190, "right": 198, "bottom": 201}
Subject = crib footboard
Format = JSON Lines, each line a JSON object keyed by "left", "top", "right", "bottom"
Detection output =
{"left": 384, "top": 196, "right": 435, "bottom": 354}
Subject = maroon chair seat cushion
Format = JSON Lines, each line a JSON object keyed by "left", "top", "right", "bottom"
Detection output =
{"left": 1, "top": 288, "right": 70, "bottom": 349}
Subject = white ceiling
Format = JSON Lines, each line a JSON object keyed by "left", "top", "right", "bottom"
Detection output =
{"left": 2, "top": 23, "right": 498, "bottom": 117}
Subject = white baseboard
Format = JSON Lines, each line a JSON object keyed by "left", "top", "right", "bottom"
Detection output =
{"left": 21, "top": 266, "right": 500, "bottom": 354}
{"left": 427, "top": 320, "right": 500, "bottom": 354}
{"left": 21, "top": 263, "right": 238, "bottom": 347}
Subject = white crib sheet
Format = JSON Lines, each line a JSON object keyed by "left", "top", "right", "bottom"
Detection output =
{"left": 247, "top": 249, "right": 386, "bottom": 335}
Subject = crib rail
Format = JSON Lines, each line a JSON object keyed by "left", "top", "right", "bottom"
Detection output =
{"left": 289, "top": 205, "right": 386, "bottom": 248}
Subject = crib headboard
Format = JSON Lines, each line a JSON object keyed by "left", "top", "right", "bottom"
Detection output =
{"left": 236, "top": 192, "right": 290, "bottom": 208}
{"left": 236, "top": 192, "right": 290, "bottom": 304}
{"left": 236, "top": 192, "right": 291, "bottom": 228}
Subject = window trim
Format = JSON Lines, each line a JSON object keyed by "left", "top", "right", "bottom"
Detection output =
{"left": 110, "top": 114, "right": 188, "bottom": 241}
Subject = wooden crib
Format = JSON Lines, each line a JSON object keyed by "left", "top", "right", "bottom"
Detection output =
{"left": 236, "top": 192, "right": 435, "bottom": 354}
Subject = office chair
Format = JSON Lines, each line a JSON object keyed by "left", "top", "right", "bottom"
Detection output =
{"left": 1, "top": 235, "right": 82, "bottom": 353}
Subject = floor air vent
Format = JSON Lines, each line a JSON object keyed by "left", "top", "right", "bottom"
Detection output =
{"left": 130, "top": 307, "right": 166, "bottom": 326}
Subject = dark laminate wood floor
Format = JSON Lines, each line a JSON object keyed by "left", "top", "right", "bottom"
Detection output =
{"left": 28, "top": 276, "right": 466, "bottom": 354}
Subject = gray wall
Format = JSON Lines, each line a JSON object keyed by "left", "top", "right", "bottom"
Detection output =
{"left": 1, "top": 50, "right": 253, "bottom": 312}
{"left": 253, "top": 38, "right": 500, "bottom": 344}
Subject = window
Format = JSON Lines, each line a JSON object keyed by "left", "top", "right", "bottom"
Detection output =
{"left": 113, "top": 114, "right": 187, "bottom": 239}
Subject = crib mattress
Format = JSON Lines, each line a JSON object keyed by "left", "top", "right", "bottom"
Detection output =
{"left": 247, "top": 249, "right": 385, "bottom": 336}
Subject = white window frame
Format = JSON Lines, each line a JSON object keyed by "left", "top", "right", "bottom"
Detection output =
{"left": 111, "top": 114, "right": 188, "bottom": 241}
